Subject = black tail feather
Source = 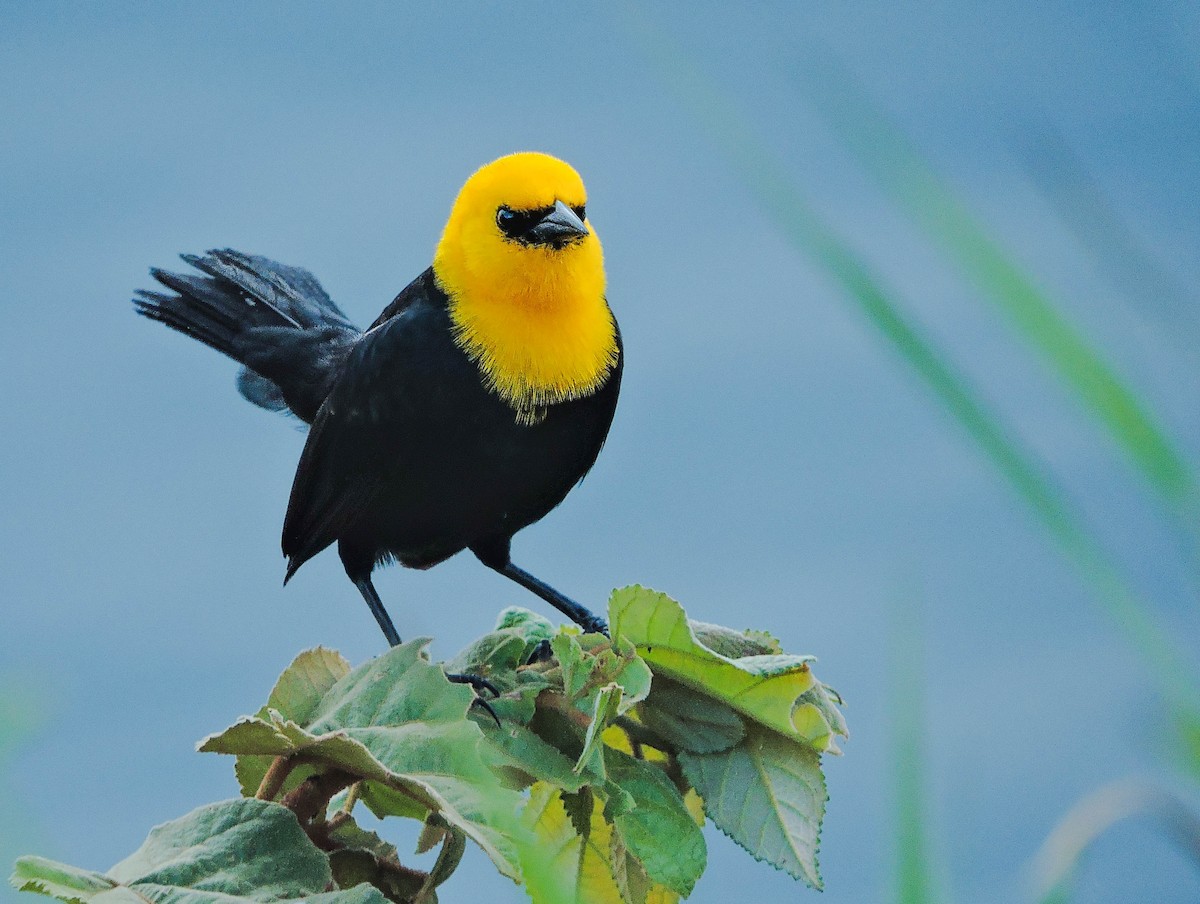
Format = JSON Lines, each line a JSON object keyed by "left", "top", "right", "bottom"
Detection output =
{"left": 186, "top": 249, "right": 355, "bottom": 331}
{"left": 134, "top": 250, "right": 361, "bottom": 422}
{"left": 133, "top": 289, "right": 239, "bottom": 357}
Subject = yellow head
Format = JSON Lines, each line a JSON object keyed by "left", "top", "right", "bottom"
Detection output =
{"left": 433, "top": 153, "right": 618, "bottom": 424}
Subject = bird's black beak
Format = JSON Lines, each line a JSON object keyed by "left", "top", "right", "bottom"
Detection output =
{"left": 528, "top": 200, "right": 588, "bottom": 247}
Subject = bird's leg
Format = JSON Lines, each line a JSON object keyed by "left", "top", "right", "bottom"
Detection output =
{"left": 354, "top": 575, "right": 497, "bottom": 721}
{"left": 493, "top": 560, "right": 609, "bottom": 637}
{"left": 353, "top": 577, "right": 402, "bottom": 647}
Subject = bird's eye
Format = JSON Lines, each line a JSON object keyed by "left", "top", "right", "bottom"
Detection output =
{"left": 571, "top": 205, "right": 586, "bottom": 221}
{"left": 496, "top": 206, "right": 548, "bottom": 240}
{"left": 496, "top": 206, "right": 533, "bottom": 239}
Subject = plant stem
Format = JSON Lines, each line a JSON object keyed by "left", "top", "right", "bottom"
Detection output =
{"left": 282, "top": 769, "right": 356, "bottom": 825}
{"left": 342, "top": 781, "right": 360, "bottom": 815}
{"left": 256, "top": 755, "right": 297, "bottom": 802}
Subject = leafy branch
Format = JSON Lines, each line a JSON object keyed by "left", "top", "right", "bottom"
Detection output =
{"left": 11, "top": 586, "right": 847, "bottom": 903}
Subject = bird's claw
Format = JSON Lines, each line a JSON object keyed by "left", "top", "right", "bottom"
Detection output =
{"left": 469, "top": 696, "right": 501, "bottom": 727}
{"left": 445, "top": 671, "right": 500, "bottom": 697}
{"left": 446, "top": 671, "right": 502, "bottom": 727}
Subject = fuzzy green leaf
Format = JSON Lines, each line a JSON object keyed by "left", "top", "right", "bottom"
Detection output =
{"left": 549, "top": 632, "right": 652, "bottom": 718}
{"left": 230, "top": 648, "right": 351, "bottom": 798}
{"left": 446, "top": 627, "right": 553, "bottom": 726}
{"left": 610, "top": 833, "right": 653, "bottom": 904}
{"left": 266, "top": 647, "right": 352, "bottom": 721}
{"left": 523, "top": 783, "right": 624, "bottom": 903}
{"left": 796, "top": 681, "right": 849, "bottom": 755}
{"left": 11, "top": 800, "right": 387, "bottom": 904}
{"left": 198, "top": 640, "right": 527, "bottom": 880}
{"left": 10, "top": 858, "right": 120, "bottom": 904}
{"left": 107, "top": 799, "right": 330, "bottom": 894}
{"left": 493, "top": 606, "right": 556, "bottom": 644}
{"left": 690, "top": 622, "right": 781, "bottom": 658}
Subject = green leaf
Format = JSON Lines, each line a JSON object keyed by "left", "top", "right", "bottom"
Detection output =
{"left": 481, "top": 722, "right": 588, "bottom": 793}
{"left": 589, "top": 637, "right": 653, "bottom": 717}
{"left": 795, "top": 681, "right": 849, "bottom": 756}
{"left": 230, "top": 648, "right": 351, "bottom": 798}
{"left": 12, "top": 800, "right": 388, "bottom": 904}
{"left": 553, "top": 632, "right": 600, "bottom": 703}
{"left": 548, "top": 633, "right": 651, "bottom": 717}
{"left": 690, "top": 622, "right": 781, "bottom": 658}
{"left": 520, "top": 782, "right": 684, "bottom": 904}
{"left": 562, "top": 787, "right": 596, "bottom": 841}
{"left": 108, "top": 799, "right": 330, "bottom": 895}
{"left": 610, "top": 587, "right": 841, "bottom": 750}
{"left": 10, "top": 858, "right": 119, "bottom": 904}
{"left": 609, "top": 832, "right": 654, "bottom": 904}
{"left": 446, "top": 629, "right": 553, "bottom": 726}
{"left": 636, "top": 676, "right": 745, "bottom": 755}
{"left": 331, "top": 852, "right": 426, "bottom": 904}
{"left": 574, "top": 684, "right": 623, "bottom": 778}
{"left": 680, "top": 727, "right": 827, "bottom": 890}
{"left": 493, "top": 606, "right": 556, "bottom": 643}
{"left": 266, "top": 647, "right": 352, "bottom": 721}
{"left": 604, "top": 750, "right": 706, "bottom": 897}
{"left": 521, "top": 783, "right": 625, "bottom": 904}
{"left": 199, "top": 640, "right": 527, "bottom": 880}
{"left": 422, "top": 824, "right": 466, "bottom": 896}
{"left": 327, "top": 817, "right": 399, "bottom": 862}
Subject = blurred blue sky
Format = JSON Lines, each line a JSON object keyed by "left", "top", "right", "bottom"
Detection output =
{"left": 2, "top": 3, "right": 1199, "bottom": 902}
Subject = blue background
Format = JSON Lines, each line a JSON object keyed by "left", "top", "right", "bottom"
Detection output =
{"left": 2, "top": 4, "right": 1199, "bottom": 902}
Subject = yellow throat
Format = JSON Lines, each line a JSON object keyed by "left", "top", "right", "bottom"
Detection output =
{"left": 433, "top": 153, "right": 618, "bottom": 424}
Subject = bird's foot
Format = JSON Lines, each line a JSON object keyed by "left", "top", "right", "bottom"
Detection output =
{"left": 526, "top": 639, "right": 554, "bottom": 664}
{"left": 445, "top": 671, "right": 500, "bottom": 696}
{"left": 446, "top": 671, "right": 501, "bottom": 727}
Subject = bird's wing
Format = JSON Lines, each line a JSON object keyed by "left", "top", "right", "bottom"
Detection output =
{"left": 281, "top": 382, "right": 387, "bottom": 577}
{"left": 281, "top": 289, "right": 452, "bottom": 576}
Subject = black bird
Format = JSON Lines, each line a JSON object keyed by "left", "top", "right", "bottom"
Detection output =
{"left": 135, "top": 152, "right": 621, "bottom": 646}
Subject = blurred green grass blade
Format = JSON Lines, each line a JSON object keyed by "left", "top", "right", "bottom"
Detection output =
{"left": 793, "top": 50, "right": 1198, "bottom": 517}
{"left": 617, "top": 4, "right": 1200, "bottom": 723}
{"left": 1024, "top": 129, "right": 1200, "bottom": 343}
{"left": 1169, "top": 693, "right": 1200, "bottom": 785}
{"left": 892, "top": 610, "right": 938, "bottom": 904}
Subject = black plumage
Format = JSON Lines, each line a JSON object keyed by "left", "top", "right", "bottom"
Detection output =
{"left": 135, "top": 248, "right": 621, "bottom": 644}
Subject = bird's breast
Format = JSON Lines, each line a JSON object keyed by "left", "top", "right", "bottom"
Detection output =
{"left": 439, "top": 273, "right": 618, "bottom": 426}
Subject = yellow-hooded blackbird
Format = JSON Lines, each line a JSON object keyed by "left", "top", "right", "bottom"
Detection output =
{"left": 135, "top": 152, "right": 621, "bottom": 647}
